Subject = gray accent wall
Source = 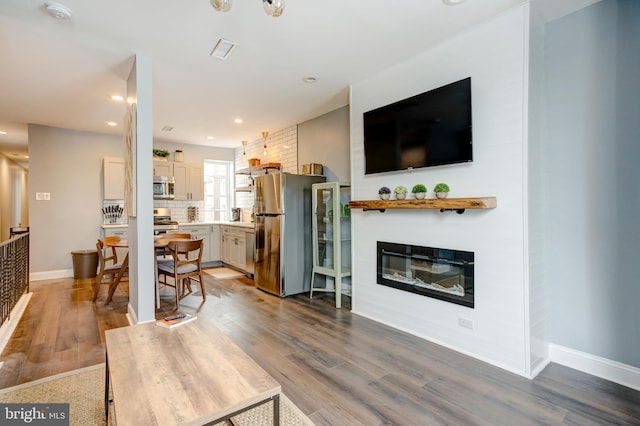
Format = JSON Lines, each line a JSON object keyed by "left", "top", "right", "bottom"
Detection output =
{"left": 544, "top": 0, "right": 640, "bottom": 368}
{"left": 298, "top": 106, "right": 350, "bottom": 182}
{"left": 28, "top": 125, "right": 124, "bottom": 274}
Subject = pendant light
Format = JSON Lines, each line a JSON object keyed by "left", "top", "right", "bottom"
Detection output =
{"left": 209, "top": 0, "right": 285, "bottom": 17}
{"left": 210, "top": 0, "right": 232, "bottom": 12}
{"left": 262, "top": 131, "right": 269, "bottom": 157}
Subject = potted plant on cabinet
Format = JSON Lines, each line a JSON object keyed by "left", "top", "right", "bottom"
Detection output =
{"left": 394, "top": 185, "right": 408, "bottom": 200}
{"left": 153, "top": 149, "right": 170, "bottom": 161}
{"left": 378, "top": 186, "right": 391, "bottom": 200}
{"left": 411, "top": 184, "right": 428, "bottom": 199}
{"left": 434, "top": 183, "right": 450, "bottom": 199}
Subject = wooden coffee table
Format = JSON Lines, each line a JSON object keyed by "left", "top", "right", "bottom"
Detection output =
{"left": 105, "top": 318, "right": 281, "bottom": 425}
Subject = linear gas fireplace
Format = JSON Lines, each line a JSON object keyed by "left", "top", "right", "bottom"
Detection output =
{"left": 377, "top": 241, "right": 474, "bottom": 308}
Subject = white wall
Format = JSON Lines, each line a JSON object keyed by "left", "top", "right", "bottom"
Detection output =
{"left": 0, "top": 154, "right": 28, "bottom": 242}
{"left": 350, "top": 5, "right": 535, "bottom": 375}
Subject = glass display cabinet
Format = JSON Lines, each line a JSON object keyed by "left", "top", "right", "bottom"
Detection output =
{"left": 310, "top": 182, "right": 351, "bottom": 308}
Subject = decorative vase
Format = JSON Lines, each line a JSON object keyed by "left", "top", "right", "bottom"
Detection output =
{"left": 435, "top": 192, "right": 448, "bottom": 199}
{"left": 396, "top": 193, "right": 406, "bottom": 200}
{"left": 379, "top": 193, "right": 390, "bottom": 200}
{"left": 414, "top": 192, "right": 426, "bottom": 199}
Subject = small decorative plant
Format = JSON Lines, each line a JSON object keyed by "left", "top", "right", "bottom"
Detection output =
{"left": 394, "top": 185, "right": 408, "bottom": 200}
{"left": 378, "top": 186, "right": 391, "bottom": 200}
{"left": 153, "top": 149, "right": 170, "bottom": 158}
{"left": 434, "top": 183, "right": 450, "bottom": 199}
{"left": 411, "top": 184, "right": 427, "bottom": 199}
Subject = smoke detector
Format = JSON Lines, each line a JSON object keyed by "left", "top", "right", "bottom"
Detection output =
{"left": 45, "top": 2, "right": 73, "bottom": 20}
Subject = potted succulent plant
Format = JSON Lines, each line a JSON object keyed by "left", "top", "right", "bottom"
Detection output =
{"left": 411, "top": 184, "right": 428, "bottom": 199}
{"left": 153, "top": 149, "right": 170, "bottom": 160}
{"left": 378, "top": 186, "right": 391, "bottom": 200}
{"left": 394, "top": 185, "right": 408, "bottom": 200}
{"left": 434, "top": 183, "right": 450, "bottom": 199}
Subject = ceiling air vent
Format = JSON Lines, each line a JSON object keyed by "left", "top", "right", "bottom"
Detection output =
{"left": 210, "top": 39, "right": 238, "bottom": 60}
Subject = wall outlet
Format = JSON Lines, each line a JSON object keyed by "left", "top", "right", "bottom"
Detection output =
{"left": 458, "top": 317, "right": 473, "bottom": 329}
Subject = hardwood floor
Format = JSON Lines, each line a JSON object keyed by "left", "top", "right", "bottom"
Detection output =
{"left": 2, "top": 272, "right": 639, "bottom": 425}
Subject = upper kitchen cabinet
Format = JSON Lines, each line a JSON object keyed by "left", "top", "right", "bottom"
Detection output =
{"left": 153, "top": 161, "right": 173, "bottom": 177}
{"left": 104, "top": 157, "right": 125, "bottom": 200}
{"left": 174, "top": 162, "right": 204, "bottom": 201}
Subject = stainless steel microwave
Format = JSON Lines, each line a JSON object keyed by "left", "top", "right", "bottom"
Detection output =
{"left": 153, "top": 176, "right": 175, "bottom": 200}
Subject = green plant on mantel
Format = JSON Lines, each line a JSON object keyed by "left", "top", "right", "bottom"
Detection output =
{"left": 411, "top": 184, "right": 427, "bottom": 194}
{"left": 394, "top": 185, "right": 408, "bottom": 195}
{"left": 434, "top": 183, "right": 450, "bottom": 193}
{"left": 153, "top": 149, "right": 170, "bottom": 158}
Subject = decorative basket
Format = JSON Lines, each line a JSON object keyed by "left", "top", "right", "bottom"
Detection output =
{"left": 248, "top": 158, "right": 261, "bottom": 167}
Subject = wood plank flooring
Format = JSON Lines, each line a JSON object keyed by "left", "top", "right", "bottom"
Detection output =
{"left": 1, "top": 272, "right": 639, "bottom": 425}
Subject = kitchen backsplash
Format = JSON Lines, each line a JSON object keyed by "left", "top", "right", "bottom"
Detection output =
{"left": 154, "top": 199, "right": 204, "bottom": 223}
{"left": 234, "top": 125, "right": 298, "bottom": 210}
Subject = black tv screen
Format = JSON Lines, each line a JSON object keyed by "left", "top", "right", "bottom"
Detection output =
{"left": 363, "top": 77, "right": 472, "bottom": 175}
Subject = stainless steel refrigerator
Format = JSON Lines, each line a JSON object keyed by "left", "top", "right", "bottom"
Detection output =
{"left": 254, "top": 172, "right": 325, "bottom": 296}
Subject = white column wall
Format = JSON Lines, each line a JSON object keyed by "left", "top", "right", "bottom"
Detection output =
{"left": 350, "top": 5, "right": 532, "bottom": 375}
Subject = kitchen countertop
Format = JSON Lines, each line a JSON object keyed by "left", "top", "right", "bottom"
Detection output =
{"left": 101, "top": 221, "right": 255, "bottom": 229}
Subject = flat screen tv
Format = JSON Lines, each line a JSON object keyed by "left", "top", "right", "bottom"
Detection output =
{"left": 363, "top": 77, "right": 472, "bottom": 175}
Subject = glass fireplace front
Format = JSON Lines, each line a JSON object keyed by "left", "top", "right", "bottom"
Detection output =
{"left": 377, "top": 241, "right": 474, "bottom": 308}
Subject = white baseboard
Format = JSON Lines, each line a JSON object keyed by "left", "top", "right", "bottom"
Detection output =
{"left": 0, "top": 293, "right": 32, "bottom": 355}
{"left": 30, "top": 269, "right": 73, "bottom": 281}
{"left": 549, "top": 343, "right": 640, "bottom": 391}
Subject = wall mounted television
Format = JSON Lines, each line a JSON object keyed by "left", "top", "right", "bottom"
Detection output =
{"left": 363, "top": 77, "right": 472, "bottom": 175}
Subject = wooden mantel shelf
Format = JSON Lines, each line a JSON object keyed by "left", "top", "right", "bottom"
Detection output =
{"left": 349, "top": 197, "right": 497, "bottom": 214}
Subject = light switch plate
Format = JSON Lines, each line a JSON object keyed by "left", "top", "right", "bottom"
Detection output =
{"left": 36, "top": 192, "right": 50, "bottom": 201}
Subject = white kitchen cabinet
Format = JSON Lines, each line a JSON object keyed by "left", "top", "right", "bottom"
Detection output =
{"left": 210, "top": 225, "right": 221, "bottom": 261}
{"left": 221, "top": 226, "right": 246, "bottom": 270}
{"left": 178, "top": 225, "right": 211, "bottom": 263}
{"left": 153, "top": 161, "right": 173, "bottom": 177}
{"left": 103, "top": 157, "right": 125, "bottom": 200}
{"left": 174, "top": 162, "right": 204, "bottom": 201}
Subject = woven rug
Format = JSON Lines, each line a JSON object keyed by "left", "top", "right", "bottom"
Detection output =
{"left": 205, "top": 267, "right": 246, "bottom": 279}
{"left": 0, "top": 364, "right": 313, "bottom": 426}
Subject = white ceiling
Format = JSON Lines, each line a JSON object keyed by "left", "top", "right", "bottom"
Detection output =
{"left": 0, "top": 0, "right": 600, "bottom": 168}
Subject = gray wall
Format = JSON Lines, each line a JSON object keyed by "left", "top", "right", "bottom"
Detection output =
{"left": 28, "top": 125, "right": 124, "bottom": 274}
{"left": 298, "top": 106, "right": 350, "bottom": 182}
{"left": 544, "top": 0, "right": 640, "bottom": 368}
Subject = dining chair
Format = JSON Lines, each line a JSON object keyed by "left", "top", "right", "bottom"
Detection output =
{"left": 157, "top": 239, "right": 205, "bottom": 308}
{"left": 156, "top": 233, "right": 191, "bottom": 260}
{"left": 93, "top": 236, "right": 127, "bottom": 302}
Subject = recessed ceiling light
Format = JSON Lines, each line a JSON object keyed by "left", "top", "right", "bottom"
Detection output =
{"left": 210, "top": 38, "right": 238, "bottom": 60}
{"left": 111, "top": 95, "right": 124, "bottom": 101}
{"left": 0, "top": 131, "right": 7, "bottom": 135}
{"left": 44, "top": 2, "right": 73, "bottom": 20}
{"left": 302, "top": 76, "right": 318, "bottom": 83}
{"left": 442, "top": 0, "right": 466, "bottom": 5}
{"left": 234, "top": 118, "right": 243, "bottom": 124}
{"left": 106, "top": 121, "right": 117, "bottom": 127}
{"left": 207, "top": 136, "right": 214, "bottom": 140}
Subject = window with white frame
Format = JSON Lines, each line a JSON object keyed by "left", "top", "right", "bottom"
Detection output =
{"left": 203, "top": 160, "right": 233, "bottom": 221}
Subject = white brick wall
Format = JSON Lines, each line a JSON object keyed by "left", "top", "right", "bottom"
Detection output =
{"left": 234, "top": 125, "right": 298, "bottom": 210}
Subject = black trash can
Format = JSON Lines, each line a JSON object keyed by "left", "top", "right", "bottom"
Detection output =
{"left": 71, "top": 250, "right": 98, "bottom": 279}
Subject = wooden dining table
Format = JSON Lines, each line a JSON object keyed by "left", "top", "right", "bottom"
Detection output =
{"left": 104, "top": 236, "right": 193, "bottom": 308}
